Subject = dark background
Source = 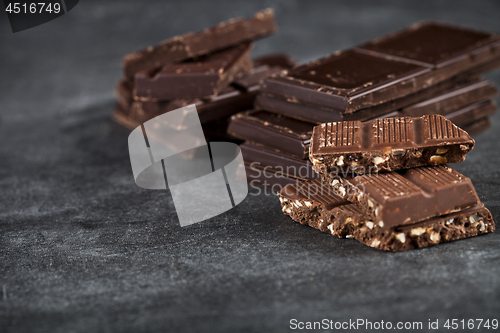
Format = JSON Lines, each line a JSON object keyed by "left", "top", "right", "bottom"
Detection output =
{"left": 1, "top": 1, "right": 499, "bottom": 332}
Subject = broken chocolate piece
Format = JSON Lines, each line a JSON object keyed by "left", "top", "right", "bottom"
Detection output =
{"left": 134, "top": 43, "right": 253, "bottom": 100}
{"left": 278, "top": 178, "right": 495, "bottom": 251}
{"left": 309, "top": 115, "right": 475, "bottom": 174}
{"left": 123, "top": 8, "right": 277, "bottom": 77}
{"left": 328, "top": 165, "right": 480, "bottom": 228}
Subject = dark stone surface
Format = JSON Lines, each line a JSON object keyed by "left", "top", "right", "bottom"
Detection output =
{"left": 0, "top": 1, "right": 499, "bottom": 332}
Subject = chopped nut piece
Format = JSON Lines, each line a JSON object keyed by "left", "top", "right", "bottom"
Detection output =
{"left": 327, "top": 224, "right": 334, "bottom": 234}
{"left": 395, "top": 233, "right": 406, "bottom": 243}
{"left": 378, "top": 221, "right": 384, "bottom": 228}
{"left": 367, "top": 200, "right": 374, "bottom": 208}
{"left": 346, "top": 235, "right": 353, "bottom": 239}
{"left": 365, "top": 221, "right": 374, "bottom": 229}
{"left": 446, "top": 218, "right": 454, "bottom": 225}
{"left": 304, "top": 201, "right": 312, "bottom": 207}
{"left": 294, "top": 200, "right": 303, "bottom": 207}
{"left": 338, "top": 186, "right": 346, "bottom": 196}
{"left": 373, "top": 156, "right": 386, "bottom": 165}
{"left": 312, "top": 158, "right": 323, "bottom": 165}
{"left": 331, "top": 179, "right": 340, "bottom": 187}
{"left": 430, "top": 155, "right": 447, "bottom": 164}
{"left": 430, "top": 232, "right": 441, "bottom": 243}
{"left": 436, "top": 147, "right": 449, "bottom": 154}
{"left": 460, "top": 144, "right": 469, "bottom": 150}
{"left": 370, "top": 239, "right": 380, "bottom": 248}
{"left": 336, "top": 156, "right": 344, "bottom": 166}
{"left": 391, "top": 149, "right": 406, "bottom": 156}
{"left": 479, "top": 221, "right": 486, "bottom": 232}
{"left": 469, "top": 213, "right": 482, "bottom": 223}
{"left": 410, "top": 227, "right": 426, "bottom": 237}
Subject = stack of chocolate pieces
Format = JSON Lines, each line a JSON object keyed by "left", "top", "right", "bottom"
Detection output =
{"left": 228, "top": 21, "right": 500, "bottom": 187}
{"left": 277, "top": 115, "right": 495, "bottom": 251}
{"left": 112, "top": 9, "right": 296, "bottom": 139}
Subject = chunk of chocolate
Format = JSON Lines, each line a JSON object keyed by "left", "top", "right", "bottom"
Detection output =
{"left": 134, "top": 43, "right": 253, "bottom": 100}
{"left": 262, "top": 22, "right": 500, "bottom": 114}
{"left": 227, "top": 110, "right": 315, "bottom": 159}
{"left": 328, "top": 165, "right": 480, "bottom": 228}
{"left": 278, "top": 179, "right": 495, "bottom": 251}
{"left": 257, "top": 77, "right": 496, "bottom": 123}
{"left": 309, "top": 115, "right": 475, "bottom": 174}
{"left": 123, "top": 9, "right": 277, "bottom": 77}
{"left": 245, "top": 162, "right": 300, "bottom": 191}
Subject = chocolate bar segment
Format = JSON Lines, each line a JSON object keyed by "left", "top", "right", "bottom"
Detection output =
{"left": 309, "top": 115, "right": 475, "bottom": 174}
{"left": 329, "top": 165, "right": 480, "bottom": 228}
{"left": 278, "top": 179, "right": 495, "bottom": 251}
{"left": 262, "top": 49, "right": 431, "bottom": 113}
{"left": 245, "top": 163, "right": 300, "bottom": 191}
{"left": 123, "top": 9, "right": 277, "bottom": 77}
{"left": 262, "top": 22, "right": 500, "bottom": 114}
{"left": 134, "top": 43, "right": 253, "bottom": 100}
{"left": 257, "top": 76, "right": 496, "bottom": 123}
{"left": 357, "top": 21, "right": 500, "bottom": 68}
{"left": 228, "top": 110, "right": 315, "bottom": 159}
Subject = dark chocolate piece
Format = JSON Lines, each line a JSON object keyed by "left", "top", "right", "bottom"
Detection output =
{"left": 227, "top": 110, "right": 315, "bottom": 159}
{"left": 309, "top": 115, "right": 475, "bottom": 174}
{"left": 123, "top": 9, "right": 277, "bottom": 77}
{"left": 329, "top": 165, "right": 480, "bottom": 228}
{"left": 262, "top": 22, "right": 500, "bottom": 114}
{"left": 134, "top": 43, "right": 253, "bottom": 100}
{"left": 278, "top": 179, "right": 495, "bottom": 252}
{"left": 257, "top": 77, "right": 496, "bottom": 123}
{"left": 400, "top": 79, "right": 497, "bottom": 117}
{"left": 240, "top": 142, "right": 317, "bottom": 179}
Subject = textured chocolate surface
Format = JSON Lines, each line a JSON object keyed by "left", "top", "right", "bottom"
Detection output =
{"left": 357, "top": 21, "right": 500, "bottom": 67}
{"left": 123, "top": 8, "right": 277, "bottom": 77}
{"left": 261, "top": 22, "right": 500, "bottom": 113}
{"left": 330, "top": 165, "right": 480, "bottom": 228}
{"left": 278, "top": 179, "right": 495, "bottom": 251}
{"left": 309, "top": 115, "right": 475, "bottom": 173}
{"left": 134, "top": 43, "right": 253, "bottom": 100}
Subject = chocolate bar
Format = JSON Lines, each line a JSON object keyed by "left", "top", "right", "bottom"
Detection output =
{"left": 123, "top": 9, "right": 277, "bottom": 77}
{"left": 256, "top": 77, "right": 497, "bottom": 123}
{"left": 261, "top": 22, "right": 500, "bottom": 114}
{"left": 134, "top": 43, "right": 253, "bottom": 100}
{"left": 309, "top": 115, "right": 475, "bottom": 174}
{"left": 328, "top": 165, "right": 480, "bottom": 228}
{"left": 278, "top": 179, "right": 494, "bottom": 251}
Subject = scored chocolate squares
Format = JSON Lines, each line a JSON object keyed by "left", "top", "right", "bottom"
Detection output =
{"left": 278, "top": 179, "right": 494, "bottom": 252}
{"left": 328, "top": 165, "right": 480, "bottom": 228}
{"left": 309, "top": 114, "right": 475, "bottom": 174}
{"left": 134, "top": 43, "right": 253, "bottom": 101}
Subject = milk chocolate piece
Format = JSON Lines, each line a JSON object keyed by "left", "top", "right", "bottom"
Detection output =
{"left": 123, "top": 9, "right": 277, "bottom": 77}
{"left": 134, "top": 43, "right": 253, "bottom": 100}
{"left": 309, "top": 115, "right": 475, "bottom": 174}
{"left": 329, "top": 165, "right": 480, "bottom": 228}
{"left": 231, "top": 99, "right": 492, "bottom": 160}
{"left": 240, "top": 142, "right": 317, "bottom": 179}
{"left": 227, "top": 110, "right": 315, "bottom": 159}
{"left": 278, "top": 179, "right": 495, "bottom": 251}
{"left": 262, "top": 22, "right": 500, "bottom": 114}
{"left": 257, "top": 77, "right": 496, "bottom": 123}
